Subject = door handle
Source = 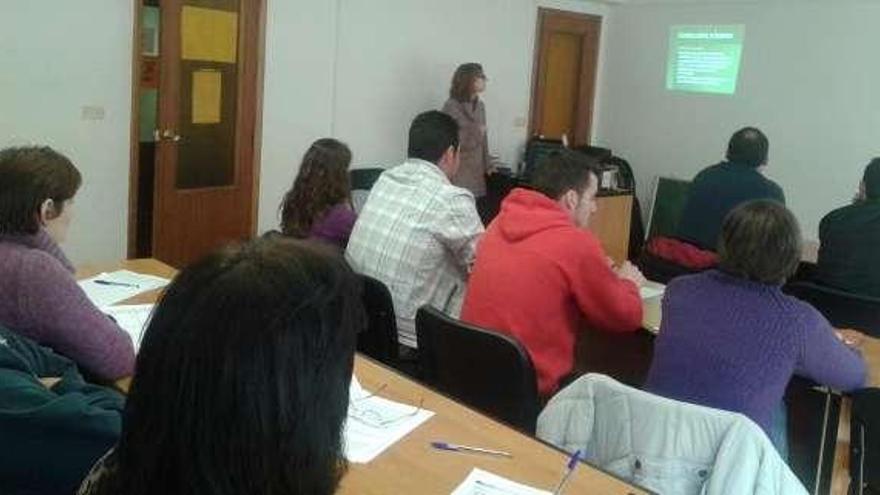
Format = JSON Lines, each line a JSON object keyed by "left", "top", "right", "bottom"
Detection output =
{"left": 160, "top": 129, "right": 182, "bottom": 142}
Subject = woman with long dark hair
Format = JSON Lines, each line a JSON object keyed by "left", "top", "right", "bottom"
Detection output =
{"left": 442, "top": 63, "right": 497, "bottom": 222}
{"left": 279, "top": 138, "right": 356, "bottom": 249}
{"left": 79, "top": 237, "right": 362, "bottom": 495}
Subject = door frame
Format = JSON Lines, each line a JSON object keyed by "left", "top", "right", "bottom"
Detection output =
{"left": 127, "top": 0, "right": 265, "bottom": 259}
{"left": 528, "top": 7, "right": 602, "bottom": 147}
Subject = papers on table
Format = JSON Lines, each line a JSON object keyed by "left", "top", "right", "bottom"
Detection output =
{"left": 639, "top": 285, "right": 665, "bottom": 300}
{"left": 344, "top": 376, "right": 434, "bottom": 463}
{"left": 451, "top": 469, "right": 552, "bottom": 495}
{"left": 79, "top": 270, "right": 170, "bottom": 307}
{"left": 103, "top": 304, "right": 154, "bottom": 351}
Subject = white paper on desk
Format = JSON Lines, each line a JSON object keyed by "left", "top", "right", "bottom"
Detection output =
{"left": 343, "top": 376, "right": 434, "bottom": 463}
{"left": 451, "top": 469, "right": 552, "bottom": 495}
{"left": 103, "top": 304, "right": 154, "bottom": 351}
{"left": 639, "top": 285, "right": 665, "bottom": 300}
{"left": 79, "top": 270, "right": 170, "bottom": 307}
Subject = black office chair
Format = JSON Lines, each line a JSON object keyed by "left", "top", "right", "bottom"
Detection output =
{"left": 784, "top": 281, "right": 880, "bottom": 338}
{"left": 350, "top": 168, "right": 385, "bottom": 213}
{"left": 636, "top": 248, "right": 702, "bottom": 285}
{"left": 850, "top": 388, "right": 880, "bottom": 495}
{"left": 356, "top": 275, "right": 399, "bottom": 368}
{"left": 415, "top": 306, "right": 540, "bottom": 434}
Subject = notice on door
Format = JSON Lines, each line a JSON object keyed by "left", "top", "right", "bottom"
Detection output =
{"left": 181, "top": 6, "right": 238, "bottom": 63}
{"left": 192, "top": 70, "right": 222, "bottom": 124}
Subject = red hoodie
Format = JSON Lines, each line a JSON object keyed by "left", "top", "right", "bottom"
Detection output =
{"left": 461, "top": 188, "right": 642, "bottom": 397}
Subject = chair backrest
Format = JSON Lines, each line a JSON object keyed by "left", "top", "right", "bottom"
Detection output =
{"left": 850, "top": 388, "right": 880, "bottom": 494}
{"left": 415, "top": 306, "right": 539, "bottom": 433}
{"left": 357, "top": 275, "right": 399, "bottom": 367}
{"left": 784, "top": 281, "right": 880, "bottom": 337}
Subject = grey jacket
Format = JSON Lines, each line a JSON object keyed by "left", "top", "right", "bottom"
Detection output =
{"left": 537, "top": 374, "right": 807, "bottom": 495}
{"left": 442, "top": 97, "right": 492, "bottom": 197}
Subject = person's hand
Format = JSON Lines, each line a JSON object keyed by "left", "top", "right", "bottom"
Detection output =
{"left": 39, "top": 377, "right": 62, "bottom": 389}
{"left": 615, "top": 261, "right": 646, "bottom": 288}
{"left": 835, "top": 328, "right": 865, "bottom": 349}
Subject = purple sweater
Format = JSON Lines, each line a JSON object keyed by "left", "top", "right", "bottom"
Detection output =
{"left": 0, "top": 231, "right": 135, "bottom": 381}
{"left": 309, "top": 203, "right": 357, "bottom": 249}
{"left": 645, "top": 270, "right": 866, "bottom": 434}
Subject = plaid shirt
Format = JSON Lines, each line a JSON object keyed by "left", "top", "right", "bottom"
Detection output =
{"left": 345, "top": 159, "right": 484, "bottom": 347}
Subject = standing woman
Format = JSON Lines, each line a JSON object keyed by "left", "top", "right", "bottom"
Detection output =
{"left": 279, "top": 138, "right": 356, "bottom": 249}
{"left": 442, "top": 63, "right": 497, "bottom": 223}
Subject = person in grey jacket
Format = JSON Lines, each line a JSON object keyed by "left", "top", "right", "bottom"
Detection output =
{"left": 442, "top": 63, "right": 497, "bottom": 222}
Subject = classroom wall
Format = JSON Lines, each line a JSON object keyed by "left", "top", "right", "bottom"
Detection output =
{"left": 257, "top": 0, "right": 612, "bottom": 234}
{"left": 595, "top": 0, "right": 880, "bottom": 240}
{"left": 0, "top": 0, "right": 134, "bottom": 264}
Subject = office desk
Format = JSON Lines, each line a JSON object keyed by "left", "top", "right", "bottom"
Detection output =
{"left": 79, "top": 259, "right": 650, "bottom": 495}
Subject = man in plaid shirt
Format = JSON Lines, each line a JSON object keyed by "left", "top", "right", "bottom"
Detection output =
{"left": 346, "top": 111, "right": 484, "bottom": 349}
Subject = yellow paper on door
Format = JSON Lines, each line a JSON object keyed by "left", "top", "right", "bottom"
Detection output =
{"left": 181, "top": 6, "right": 238, "bottom": 63}
{"left": 192, "top": 70, "right": 222, "bottom": 124}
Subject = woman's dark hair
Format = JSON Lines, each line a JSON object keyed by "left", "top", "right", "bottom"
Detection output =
{"left": 280, "top": 138, "right": 352, "bottom": 238}
{"left": 0, "top": 146, "right": 81, "bottom": 235}
{"left": 863, "top": 157, "right": 880, "bottom": 200}
{"left": 718, "top": 200, "right": 801, "bottom": 285}
{"left": 528, "top": 150, "right": 600, "bottom": 200}
{"left": 449, "top": 63, "right": 486, "bottom": 102}
{"left": 726, "top": 127, "right": 769, "bottom": 168}
{"left": 92, "top": 238, "right": 362, "bottom": 495}
{"left": 408, "top": 111, "right": 460, "bottom": 164}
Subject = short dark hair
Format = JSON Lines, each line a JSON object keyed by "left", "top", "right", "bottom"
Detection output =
{"left": 718, "top": 200, "right": 801, "bottom": 285}
{"left": 93, "top": 238, "right": 362, "bottom": 495}
{"left": 0, "top": 146, "right": 81, "bottom": 235}
{"left": 726, "top": 127, "right": 769, "bottom": 168}
{"left": 407, "top": 111, "right": 460, "bottom": 164}
{"left": 280, "top": 138, "right": 352, "bottom": 237}
{"left": 863, "top": 158, "right": 880, "bottom": 200}
{"left": 449, "top": 63, "right": 486, "bottom": 102}
{"left": 528, "top": 150, "right": 601, "bottom": 200}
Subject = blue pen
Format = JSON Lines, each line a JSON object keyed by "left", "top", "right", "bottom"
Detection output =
{"left": 95, "top": 280, "right": 139, "bottom": 288}
{"left": 552, "top": 450, "right": 581, "bottom": 495}
{"left": 430, "top": 441, "right": 512, "bottom": 458}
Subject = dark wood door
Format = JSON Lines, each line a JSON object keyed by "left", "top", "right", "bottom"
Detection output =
{"left": 151, "top": 0, "right": 262, "bottom": 268}
{"left": 529, "top": 9, "right": 601, "bottom": 146}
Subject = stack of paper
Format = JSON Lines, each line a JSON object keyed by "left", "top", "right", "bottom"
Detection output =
{"left": 79, "top": 270, "right": 170, "bottom": 307}
{"left": 103, "top": 304, "right": 155, "bottom": 351}
{"left": 639, "top": 285, "right": 665, "bottom": 300}
{"left": 344, "top": 376, "right": 434, "bottom": 463}
{"left": 451, "top": 469, "right": 552, "bottom": 495}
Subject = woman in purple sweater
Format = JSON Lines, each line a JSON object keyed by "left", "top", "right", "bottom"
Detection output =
{"left": 278, "top": 138, "right": 356, "bottom": 250}
{"left": 645, "top": 200, "right": 866, "bottom": 455}
{"left": 0, "top": 146, "right": 134, "bottom": 381}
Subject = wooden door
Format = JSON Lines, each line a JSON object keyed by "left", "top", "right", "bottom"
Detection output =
{"left": 151, "top": 0, "right": 262, "bottom": 268}
{"left": 530, "top": 9, "right": 601, "bottom": 146}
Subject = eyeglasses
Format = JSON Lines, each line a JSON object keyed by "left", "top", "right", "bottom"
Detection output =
{"left": 349, "top": 383, "right": 425, "bottom": 429}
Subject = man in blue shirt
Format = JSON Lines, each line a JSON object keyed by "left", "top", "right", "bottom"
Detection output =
{"left": 677, "top": 127, "right": 785, "bottom": 251}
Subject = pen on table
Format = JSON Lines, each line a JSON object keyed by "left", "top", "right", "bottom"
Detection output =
{"left": 94, "top": 280, "right": 139, "bottom": 288}
{"left": 430, "top": 441, "right": 512, "bottom": 458}
{"left": 552, "top": 450, "right": 581, "bottom": 495}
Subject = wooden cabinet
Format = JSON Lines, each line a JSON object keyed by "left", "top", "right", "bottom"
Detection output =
{"left": 592, "top": 194, "right": 632, "bottom": 264}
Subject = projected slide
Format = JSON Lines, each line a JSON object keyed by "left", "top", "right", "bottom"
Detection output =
{"left": 666, "top": 25, "right": 745, "bottom": 95}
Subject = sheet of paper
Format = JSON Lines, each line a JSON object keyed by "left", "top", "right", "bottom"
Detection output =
{"left": 640, "top": 285, "right": 665, "bottom": 300}
{"left": 181, "top": 6, "right": 238, "bottom": 63}
{"left": 192, "top": 70, "right": 222, "bottom": 124}
{"left": 344, "top": 377, "right": 434, "bottom": 463}
{"left": 78, "top": 270, "right": 170, "bottom": 307}
{"left": 103, "top": 304, "right": 154, "bottom": 351}
{"left": 451, "top": 469, "right": 552, "bottom": 495}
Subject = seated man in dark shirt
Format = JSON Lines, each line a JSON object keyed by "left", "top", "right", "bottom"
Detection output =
{"left": 815, "top": 158, "right": 880, "bottom": 297}
{"left": 677, "top": 127, "right": 785, "bottom": 251}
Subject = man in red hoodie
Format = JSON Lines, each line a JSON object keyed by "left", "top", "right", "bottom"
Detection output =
{"left": 461, "top": 150, "right": 645, "bottom": 397}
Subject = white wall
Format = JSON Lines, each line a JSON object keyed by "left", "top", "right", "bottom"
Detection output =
{"left": 258, "top": 0, "right": 612, "bottom": 233}
{"left": 596, "top": 0, "right": 880, "bottom": 240}
{"left": 0, "top": 0, "right": 133, "bottom": 264}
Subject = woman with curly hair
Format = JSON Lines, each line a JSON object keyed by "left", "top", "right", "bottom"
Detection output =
{"left": 279, "top": 138, "right": 356, "bottom": 249}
